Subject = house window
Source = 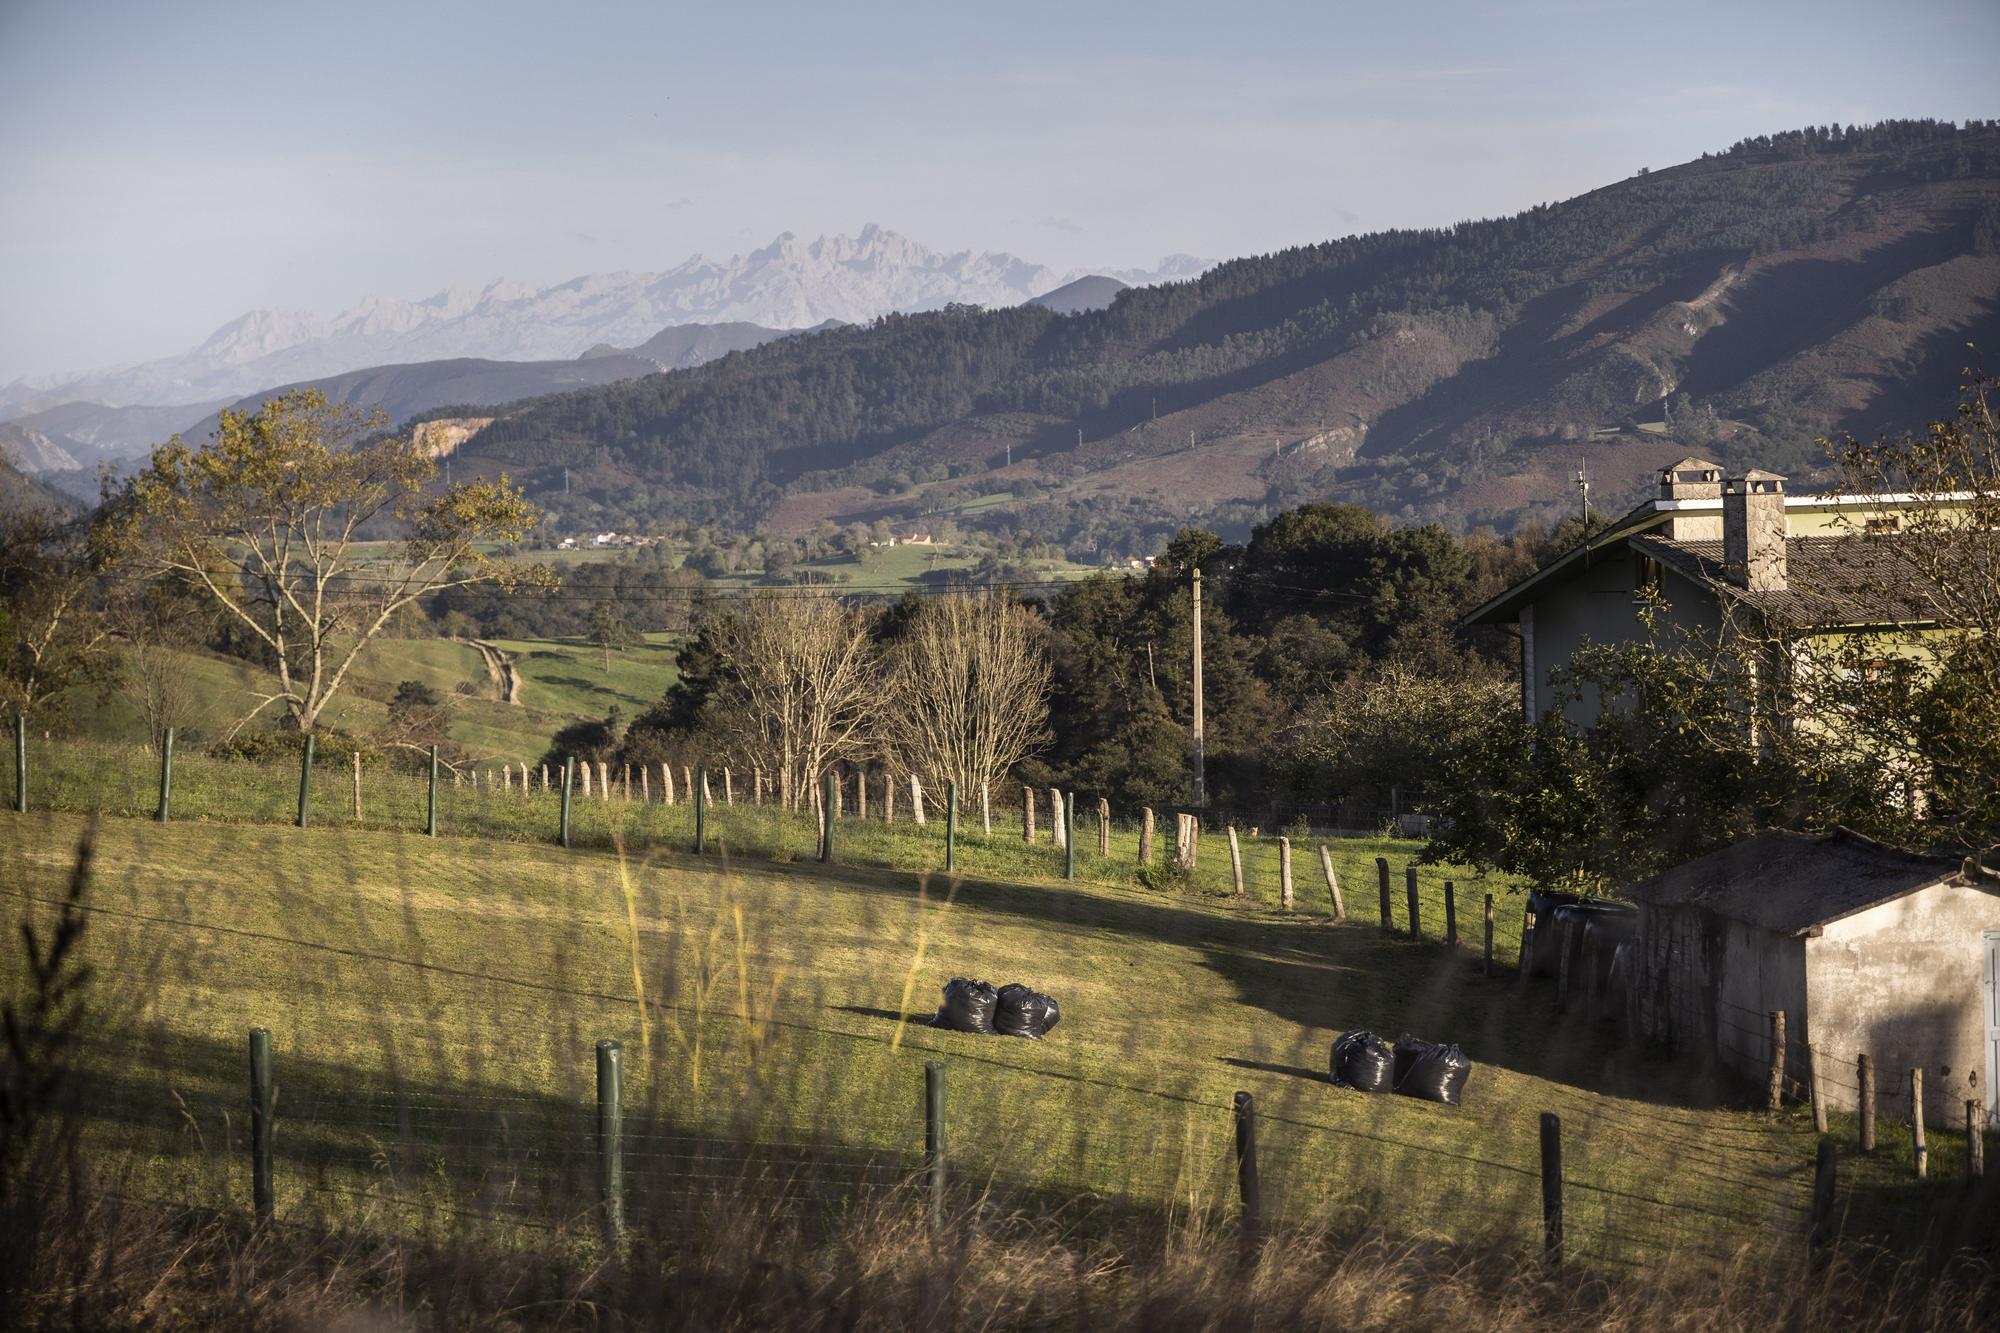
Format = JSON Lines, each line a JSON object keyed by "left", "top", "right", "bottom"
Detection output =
{"left": 1864, "top": 516, "right": 1900, "bottom": 533}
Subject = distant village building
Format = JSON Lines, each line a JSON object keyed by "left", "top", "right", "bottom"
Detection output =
{"left": 1625, "top": 828, "right": 2000, "bottom": 1126}
{"left": 1464, "top": 458, "right": 1952, "bottom": 726}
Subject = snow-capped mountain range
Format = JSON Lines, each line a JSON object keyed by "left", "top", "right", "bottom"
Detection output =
{"left": 1, "top": 226, "right": 1207, "bottom": 415}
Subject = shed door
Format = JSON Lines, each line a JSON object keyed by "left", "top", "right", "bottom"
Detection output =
{"left": 1987, "top": 933, "right": 2000, "bottom": 1129}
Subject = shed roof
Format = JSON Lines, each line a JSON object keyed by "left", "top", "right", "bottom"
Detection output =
{"left": 1621, "top": 829, "right": 1964, "bottom": 935}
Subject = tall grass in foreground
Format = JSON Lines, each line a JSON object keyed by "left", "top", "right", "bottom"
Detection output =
{"left": 5, "top": 825, "right": 1994, "bottom": 1329}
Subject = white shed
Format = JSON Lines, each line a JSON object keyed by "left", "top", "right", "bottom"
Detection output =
{"left": 1626, "top": 829, "right": 2000, "bottom": 1127}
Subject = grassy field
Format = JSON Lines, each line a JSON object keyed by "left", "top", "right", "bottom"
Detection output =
{"left": 9, "top": 778, "right": 1938, "bottom": 1275}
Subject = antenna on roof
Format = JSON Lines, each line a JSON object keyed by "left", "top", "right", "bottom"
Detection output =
{"left": 1575, "top": 461, "right": 1591, "bottom": 527}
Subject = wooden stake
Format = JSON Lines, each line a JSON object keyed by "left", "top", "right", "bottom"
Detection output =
{"left": 641, "top": 766, "right": 649, "bottom": 802}
{"left": 855, "top": 767, "right": 864, "bottom": 819}
{"left": 1048, "top": 788, "right": 1064, "bottom": 848}
{"left": 1227, "top": 827, "right": 1244, "bottom": 897}
{"left": 981, "top": 781, "right": 990, "bottom": 836}
{"left": 663, "top": 762, "right": 675, "bottom": 805}
{"left": 1859, "top": 1054, "right": 1876, "bottom": 1152}
{"left": 1767, "top": 1011, "right": 1786, "bottom": 1112}
{"left": 1911, "top": 1067, "right": 1927, "bottom": 1179}
{"left": 1279, "top": 837, "right": 1293, "bottom": 910}
{"left": 622, "top": 765, "right": 631, "bottom": 801}
{"left": 1023, "top": 785, "right": 1034, "bottom": 842}
{"left": 883, "top": 772, "right": 895, "bottom": 823}
{"left": 753, "top": 765, "right": 762, "bottom": 807}
{"left": 724, "top": 767, "right": 734, "bottom": 805}
{"left": 1319, "top": 845, "right": 1343, "bottom": 920}
{"left": 541, "top": 763, "right": 549, "bottom": 790}
{"left": 1376, "top": 857, "right": 1391, "bottom": 932}
{"left": 1140, "top": 808, "right": 1154, "bottom": 865}
{"left": 1483, "top": 895, "right": 1495, "bottom": 975}
{"left": 1444, "top": 880, "right": 1457, "bottom": 947}
{"left": 1809, "top": 1045, "right": 1828, "bottom": 1134}
{"left": 1097, "top": 797, "right": 1110, "bottom": 855}
{"left": 1968, "top": 1100, "right": 1985, "bottom": 1180}
{"left": 579, "top": 762, "right": 590, "bottom": 796}
{"left": 910, "top": 774, "right": 926, "bottom": 825}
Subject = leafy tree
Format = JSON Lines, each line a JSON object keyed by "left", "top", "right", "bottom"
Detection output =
{"left": 99, "top": 389, "right": 547, "bottom": 733}
{"left": 0, "top": 508, "right": 113, "bottom": 724}
{"left": 586, "top": 600, "right": 640, "bottom": 671}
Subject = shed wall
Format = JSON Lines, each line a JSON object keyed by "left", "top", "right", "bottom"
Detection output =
{"left": 1806, "top": 882, "right": 2000, "bottom": 1126}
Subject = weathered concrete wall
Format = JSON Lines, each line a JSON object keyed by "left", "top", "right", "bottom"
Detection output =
{"left": 1807, "top": 882, "right": 2000, "bottom": 1125}
{"left": 1635, "top": 903, "right": 1806, "bottom": 1093}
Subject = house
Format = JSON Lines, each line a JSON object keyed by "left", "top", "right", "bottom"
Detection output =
{"left": 1462, "top": 459, "right": 1947, "bottom": 725}
{"left": 1625, "top": 828, "right": 1999, "bottom": 1126}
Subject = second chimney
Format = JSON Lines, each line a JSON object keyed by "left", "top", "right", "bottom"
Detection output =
{"left": 1722, "top": 469, "right": 1787, "bottom": 590}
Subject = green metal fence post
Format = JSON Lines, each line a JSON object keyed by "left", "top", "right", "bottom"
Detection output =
{"left": 155, "top": 727, "right": 175, "bottom": 822}
{"left": 249, "top": 1027, "right": 274, "bottom": 1223}
{"left": 295, "top": 733, "right": 315, "bottom": 828}
{"left": 427, "top": 744, "right": 439, "bottom": 837}
{"left": 14, "top": 713, "right": 26, "bottom": 813}
{"left": 1064, "top": 791, "right": 1076, "bottom": 879}
{"left": 924, "top": 1059, "right": 946, "bottom": 1232}
{"left": 694, "top": 765, "right": 707, "bottom": 854}
{"left": 560, "top": 755, "right": 574, "bottom": 848}
{"left": 819, "top": 770, "right": 833, "bottom": 862}
{"left": 945, "top": 781, "right": 957, "bottom": 874}
{"left": 596, "top": 1039, "right": 625, "bottom": 1242}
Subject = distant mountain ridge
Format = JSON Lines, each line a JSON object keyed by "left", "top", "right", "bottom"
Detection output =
{"left": 1, "top": 227, "right": 1208, "bottom": 415}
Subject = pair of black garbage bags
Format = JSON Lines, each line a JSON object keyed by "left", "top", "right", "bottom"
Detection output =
{"left": 928, "top": 978, "right": 1061, "bottom": 1039}
{"left": 1329, "top": 1030, "right": 1471, "bottom": 1105}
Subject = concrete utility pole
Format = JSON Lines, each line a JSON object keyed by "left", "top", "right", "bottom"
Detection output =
{"left": 1192, "top": 567, "right": 1206, "bottom": 808}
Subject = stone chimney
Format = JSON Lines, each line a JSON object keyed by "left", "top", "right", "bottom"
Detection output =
{"left": 1722, "top": 470, "right": 1788, "bottom": 590}
{"left": 1657, "top": 457, "right": 1724, "bottom": 539}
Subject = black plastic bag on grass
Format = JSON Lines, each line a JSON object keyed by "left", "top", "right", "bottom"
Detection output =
{"left": 928, "top": 978, "right": 999, "bottom": 1034}
{"left": 1391, "top": 1037, "right": 1471, "bottom": 1105}
{"left": 994, "top": 983, "right": 1061, "bottom": 1039}
{"left": 1328, "top": 1030, "right": 1395, "bottom": 1092}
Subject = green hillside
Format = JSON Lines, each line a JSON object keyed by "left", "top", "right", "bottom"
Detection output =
{"left": 459, "top": 121, "right": 2000, "bottom": 548}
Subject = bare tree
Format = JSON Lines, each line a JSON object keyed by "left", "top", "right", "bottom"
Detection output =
{"left": 97, "top": 389, "right": 547, "bottom": 733}
{"left": 110, "top": 582, "right": 207, "bottom": 751}
{"left": 879, "top": 591, "right": 1051, "bottom": 813}
{"left": 705, "top": 590, "right": 874, "bottom": 807}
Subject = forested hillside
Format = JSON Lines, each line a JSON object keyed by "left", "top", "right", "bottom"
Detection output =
{"left": 460, "top": 121, "right": 2000, "bottom": 554}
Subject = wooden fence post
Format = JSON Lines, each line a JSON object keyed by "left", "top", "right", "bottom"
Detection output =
{"left": 1227, "top": 826, "right": 1245, "bottom": 897}
{"left": 295, "top": 732, "right": 315, "bottom": 828}
{"left": 1233, "top": 1091, "right": 1262, "bottom": 1256}
{"left": 1483, "top": 894, "right": 1495, "bottom": 976}
{"left": 945, "top": 781, "right": 957, "bottom": 874}
{"left": 819, "top": 771, "right": 833, "bottom": 863}
{"left": 1139, "top": 808, "right": 1154, "bottom": 865}
{"left": 599, "top": 761, "right": 611, "bottom": 802}
{"left": 854, "top": 766, "right": 865, "bottom": 819}
{"left": 1808, "top": 1138, "right": 1837, "bottom": 1254}
{"left": 1969, "top": 1101, "right": 1985, "bottom": 1181}
{"left": 694, "top": 766, "right": 707, "bottom": 855}
{"left": 1911, "top": 1067, "right": 1927, "bottom": 1179}
{"left": 1023, "top": 785, "right": 1035, "bottom": 842}
{"left": 580, "top": 761, "right": 591, "bottom": 797}
{"left": 1048, "top": 788, "right": 1064, "bottom": 848}
{"left": 560, "top": 756, "right": 573, "bottom": 848}
{"left": 1405, "top": 866, "right": 1422, "bottom": 942}
{"left": 622, "top": 765, "right": 631, "bottom": 801}
{"left": 1767, "top": 1011, "right": 1786, "bottom": 1112}
{"left": 156, "top": 727, "right": 175, "bottom": 822}
{"left": 1279, "top": 837, "right": 1293, "bottom": 910}
{"left": 883, "top": 772, "right": 896, "bottom": 824}
{"left": 1376, "top": 857, "right": 1391, "bottom": 932}
{"left": 724, "top": 767, "right": 734, "bottom": 805}
{"left": 925, "top": 1060, "right": 947, "bottom": 1233}
{"left": 911, "top": 775, "right": 926, "bottom": 825}
{"left": 1319, "top": 846, "right": 1343, "bottom": 920}
{"left": 596, "top": 1039, "right": 624, "bottom": 1242}
{"left": 1539, "top": 1112, "right": 1563, "bottom": 1269}
{"left": 249, "top": 1027, "right": 274, "bottom": 1224}
{"left": 541, "top": 763, "right": 549, "bottom": 791}
{"left": 1064, "top": 792, "right": 1076, "bottom": 880}
{"left": 1859, "top": 1054, "right": 1876, "bottom": 1152}
{"left": 981, "top": 780, "right": 991, "bottom": 836}
{"left": 1444, "top": 880, "right": 1457, "bottom": 947}
{"left": 751, "top": 765, "right": 761, "bottom": 807}
{"left": 1097, "top": 797, "right": 1110, "bottom": 856}
{"left": 1809, "top": 1045, "right": 1829, "bottom": 1134}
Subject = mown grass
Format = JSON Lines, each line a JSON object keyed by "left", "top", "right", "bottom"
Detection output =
{"left": 486, "top": 632, "right": 683, "bottom": 720}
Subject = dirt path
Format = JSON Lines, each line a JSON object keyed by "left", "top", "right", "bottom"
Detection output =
{"left": 467, "top": 639, "right": 522, "bottom": 705}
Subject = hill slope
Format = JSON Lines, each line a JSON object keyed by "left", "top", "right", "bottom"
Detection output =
{"left": 456, "top": 121, "right": 2000, "bottom": 544}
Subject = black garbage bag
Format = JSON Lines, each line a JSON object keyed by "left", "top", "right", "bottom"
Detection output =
{"left": 1328, "top": 1029, "right": 1395, "bottom": 1092}
{"left": 994, "top": 983, "right": 1061, "bottom": 1039}
{"left": 928, "top": 978, "right": 999, "bottom": 1034}
{"left": 1391, "top": 1037, "right": 1472, "bottom": 1105}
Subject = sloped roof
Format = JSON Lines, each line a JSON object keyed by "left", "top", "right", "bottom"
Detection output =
{"left": 1621, "top": 829, "right": 1965, "bottom": 935}
{"left": 1629, "top": 534, "right": 1940, "bottom": 628}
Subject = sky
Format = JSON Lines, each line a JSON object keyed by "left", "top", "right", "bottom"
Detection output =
{"left": 2, "top": 0, "right": 1997, "bottom": 383}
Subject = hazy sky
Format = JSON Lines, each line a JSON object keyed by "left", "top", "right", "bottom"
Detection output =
{"left": 2, "top": 0, "right": 1997, "bottom": 382}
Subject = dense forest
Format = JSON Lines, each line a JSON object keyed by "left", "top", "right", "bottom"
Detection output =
{"left": 460, "top": 120, "right": 2000, "bottom": 552}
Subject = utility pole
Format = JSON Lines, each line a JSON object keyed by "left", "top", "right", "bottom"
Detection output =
{"left": 1191, "top": 567, "right": 1206, "bottom": 808}
{"left": 1575, "top": 462, "right": 1591, "bottom": 526}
